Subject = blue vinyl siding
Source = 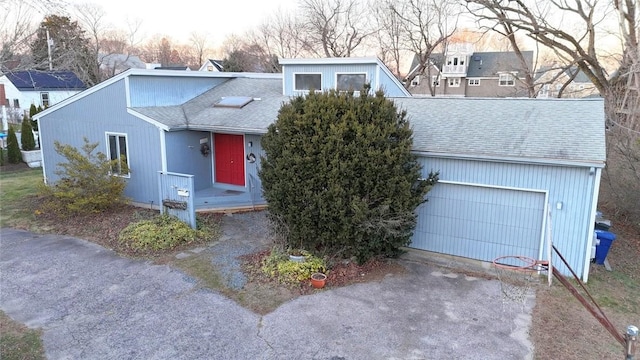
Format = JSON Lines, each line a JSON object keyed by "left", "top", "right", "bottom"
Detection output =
{"left": 283, "top": 64, "right": 378, "bottom": 96}
{"left": 165, "top": 131, "right": 213, "bottom": 191}
{"left": 413, "top": 156, "right": 596, "bottom": 278}
{"left": 164, "top": 131, "right": 265, "bottom": 198}
{"left": 39, "top": 79, "right": 163, "bottom": 206}
{"left": 128, "top": 76, "right": 228, "bottom": 107}
{"left": 378, "top": 70, "right": 409, "bottom": 97}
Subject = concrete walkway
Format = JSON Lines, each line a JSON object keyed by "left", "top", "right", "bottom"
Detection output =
{"left": 0, "top": 226, "right": 535, "bottom": 359}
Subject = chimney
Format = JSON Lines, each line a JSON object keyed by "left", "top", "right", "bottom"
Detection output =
{"left": 0, "top": 84, "right": 6, "bottom": 106}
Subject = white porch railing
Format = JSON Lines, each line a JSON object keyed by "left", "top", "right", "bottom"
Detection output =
{"left": 442, "top": 65, "right": 468, "bottom": 75}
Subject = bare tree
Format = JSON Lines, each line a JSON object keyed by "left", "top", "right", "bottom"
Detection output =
{"left": 220, "top": 33, "right": 281, "bottom": 72}
{"left": 299, "top": 0, "right": 375, "bottom": 57}
{"left": 377, "top": 0, "right": 459, "bottom": 91}
{"left": 0, "top": 0, "right": 38, "bottom": 71}
{"left": 466, "top": 0, "right": 640, "bottom": 217}
{"left": 464, "top": 3, "right": 539, "bottom": 97}
{"left": 189, "top": 31, "right": 210, "bottom": 68}
{"left": 250, "top": 10, "right": 309, "bottom": 60}
{"left": 73, "top": 3, "right": 108, "bottom": 84}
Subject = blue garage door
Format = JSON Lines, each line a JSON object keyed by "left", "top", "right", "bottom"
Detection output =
{"left": 411, "top": 183, "right": 545, "bottom": 262}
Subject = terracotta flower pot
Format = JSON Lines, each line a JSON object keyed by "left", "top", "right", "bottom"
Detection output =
{"left": 310, "top": 272, "right": 327, "bottom": 289}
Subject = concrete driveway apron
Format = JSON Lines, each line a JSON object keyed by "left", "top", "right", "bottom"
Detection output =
{"left": 0, "top": 228, "right": 534, "bottom": 359}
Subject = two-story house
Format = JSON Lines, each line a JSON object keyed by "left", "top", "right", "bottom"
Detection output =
{"left": 406, "top": 43, "right": 534, "bottom": 98}
{"left": 536, "top": 65, "right": 599, "bottom": 98}
{"left": 34, "top": 56, "right": 606, "bottom": 281}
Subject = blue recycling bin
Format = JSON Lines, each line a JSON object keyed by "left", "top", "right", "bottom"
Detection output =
{"left": 594, "top": 230, "right": 616, "bottom": 264}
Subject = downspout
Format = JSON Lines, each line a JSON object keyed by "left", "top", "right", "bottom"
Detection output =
{"left": 582, "top": 166, "right": 602, "bottom": 282}
{"left": 159, "top": 127, "right": 167, "bottom": 172}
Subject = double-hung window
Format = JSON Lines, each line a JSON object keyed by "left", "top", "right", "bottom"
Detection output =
{"left": 106, "top": 133, "right": 129, "bottom": 176}
{"left": 41, "top": 92, "right": 50, "bottom": 107}
{"left": 499, "top": 73, "right": 515, "bottom": 86}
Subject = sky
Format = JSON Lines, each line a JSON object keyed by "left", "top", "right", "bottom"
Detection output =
{"left": 66, "top": 0, "right": 300, "bottom": 46}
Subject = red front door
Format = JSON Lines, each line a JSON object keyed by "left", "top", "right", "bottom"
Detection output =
{"left": 214, "top": 133, "right": 245, "bottom": 186}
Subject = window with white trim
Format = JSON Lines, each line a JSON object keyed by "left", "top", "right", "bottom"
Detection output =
{"left": 431, "top": 76, "right": 440, "bottom": 87}
{"left": 448, "top": 77, "right": 461, "bottom": 87}
{"left": 106, "top": 133, "right": 129, "bottom": 176}
{"left": 446, "top": 56, "right": 465, "bottom": 66}
{"left": 40, "top": 92, "right": 50, "bottom": 107}
{"left": 499, "top": 73, "right": 515, "bottom": 86}
{"left": 336, "top": 73, "right": 366, "bottom": 91}
{"left": 294, "top": 73, "right": 321, "bottom": 91}
{"left": 411, "top": 75, "right": 420, "bottom": 86}
{"left": 468, "top": 79, "right": 480, "bottom": 86}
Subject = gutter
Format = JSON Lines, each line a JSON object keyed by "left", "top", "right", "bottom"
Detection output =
{"left": 412, "top": 150, "right": 606, "bottom": 168}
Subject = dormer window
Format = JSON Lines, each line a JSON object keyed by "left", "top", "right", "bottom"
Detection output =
{"left": 294, "top": 73, "right": 322, "bottom": 91}
{"left": 499, "top": 73, "right": 515, "bottom": 86}
{"left": 336, "top": 73, "right": 366, "bottom": 91}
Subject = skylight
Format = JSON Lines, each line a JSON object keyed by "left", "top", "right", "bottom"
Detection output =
{"left": 214, "top": 96, "right": 254, "bottom": 109}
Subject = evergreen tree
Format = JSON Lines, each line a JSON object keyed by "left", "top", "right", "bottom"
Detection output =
{"left": 6, "top": 127, "right": 21, "bottom": 164}
{"left": 260, "top": 86, "right": 438, "bottom": 262}
{"left": 30, "top": 15, "right": 98, "bottom": 86}
{"left": 29, "top": 104, "right": 38, "bottom": 118}
{"left": 21, "top": 115, "right": 36, "bottom": 151}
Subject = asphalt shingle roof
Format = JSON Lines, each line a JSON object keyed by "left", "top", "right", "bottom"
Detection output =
{"left": 394, "top": 97, "right": 605, "bottom": 164}
{"left": 466, "top": 51, "right": 534, "bottom": 78}
{"left": 132, "top": 77, "right": 288, "bottom": 133}
{"left": 5, "top": 70, "right": 86, "bottom": 90}
{"left": 132, "top": 77, "right": 605, "bottom": 165}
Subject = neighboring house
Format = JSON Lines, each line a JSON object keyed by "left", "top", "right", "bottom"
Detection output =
{"left": 35, "top": 56, "right": 605, "bottom": 281}
{"left": 0, "top": 70, "right": 86, "bottom": 121}
{"left": 407, "top": 43, "right": 534, "bottom": 98}
{"left": 98, "top": 54, "right": 148, "bottom": 78}
{"left": 536, "top": 65, "right": 599, "bottom": 98}
{"left": 199, "top": 59, "right": 224, "bottom": 72}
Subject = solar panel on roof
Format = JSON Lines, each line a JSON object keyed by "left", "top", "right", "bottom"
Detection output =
{"left": 214, "top": 96, "right": 254, "bottom": 108}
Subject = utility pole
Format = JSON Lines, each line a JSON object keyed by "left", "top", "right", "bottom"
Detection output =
{"left": 46, "top": 28, "right": 53, "bottom": 70}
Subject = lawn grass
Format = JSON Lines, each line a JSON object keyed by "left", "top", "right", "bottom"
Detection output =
{"left": 0, "top": 168, "right": 42, "bottom": 229}
{"left": 0, "top": 311, "right": 44, "bottom": 360}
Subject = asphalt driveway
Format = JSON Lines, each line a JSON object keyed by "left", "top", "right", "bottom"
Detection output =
{"left": 0, "top": 226, "right": 534, "bottom": 359}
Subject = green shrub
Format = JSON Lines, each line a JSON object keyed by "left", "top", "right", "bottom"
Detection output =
{"left": 259, "top": 86, "right": 438, "bottom": 263}
{"left": 20, "top": 115, "right": 36, "bottom": 151}
{"left": 0, "top": 148, "right": 4, "bottom": 166}
{"left": 261, "top": 248, "right": 326, "bottom": 284}
{"left": 118, "top": 214, "right": 208, "bottom": 251}
{"left": 39, "top": 138, "right": 127, "bottom": 215}
{"left": 6, "top": 127, "right": 21, "bottom": 164}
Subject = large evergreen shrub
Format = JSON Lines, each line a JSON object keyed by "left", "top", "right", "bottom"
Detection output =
{"left": 6, "top": 127, "right": 21, "bottom": 164}
{"left": 20, "top": 115, "right": 36, "bottom": 151}
{"left": 39, "top": 138, "right": 128, "bottom": 215}
{"left": 260, "top": 87, "right": 438, "bottom": 262}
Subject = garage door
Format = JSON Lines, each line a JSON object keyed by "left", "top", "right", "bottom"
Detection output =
{"left": 411, "top": 182, "right": 545, "bottom": 262}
